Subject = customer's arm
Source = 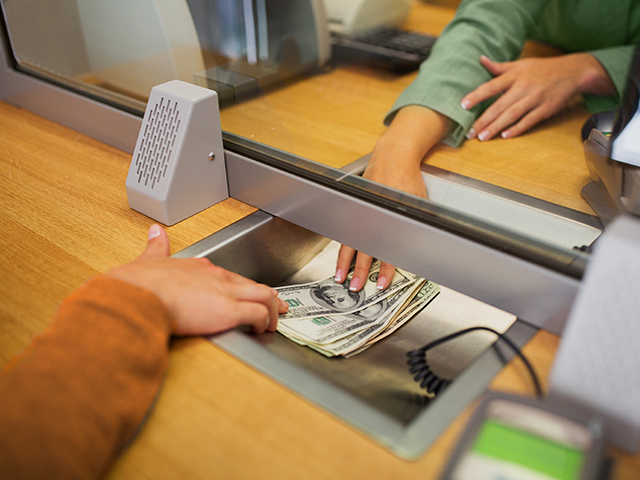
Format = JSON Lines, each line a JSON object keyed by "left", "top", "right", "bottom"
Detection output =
{"left": 0, "top": 225, "right": 286, "bottom": 480}
{"left": 336, "top": 0, "right": 549, "bottom": 290}
{"left": 334, "top": 107, "right": 450, "bottom": 290}
{"left": 387, "top": 0, "right": 550, "bottom": 147}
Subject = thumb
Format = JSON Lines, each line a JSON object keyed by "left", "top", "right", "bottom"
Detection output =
{"left": 141, "top": 224, "right": 170, "bottom": 258}
{"left": 480, "top": 55, "right": 511, "bottom": 76}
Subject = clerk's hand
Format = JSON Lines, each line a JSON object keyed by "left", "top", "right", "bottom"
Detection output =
{"left": 335, "top": 106, "right": 450, "bottom": 291}
{"left": 106, "top": 225, "right": 288, "bottom": 335}
{"left": 462, "top": 53, "right": 616, "bottom": 141}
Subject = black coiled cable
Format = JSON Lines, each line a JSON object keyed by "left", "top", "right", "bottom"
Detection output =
{"left": 407, "top": 326, "right": 543, "bottom": 398}
{"left": 407, "top": 350, "right": 451, "bottom": 397}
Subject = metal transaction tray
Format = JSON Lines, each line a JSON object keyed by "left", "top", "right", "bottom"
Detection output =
{"left": 175, "top": 210, "right": 537, "bottom": 459}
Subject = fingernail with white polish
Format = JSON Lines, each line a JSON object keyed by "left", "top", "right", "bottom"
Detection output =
{"left": 376, "top": 276, "right": 386, "bottom": 290}
{"left": 148, "top": 224, "right": 162, "bottom": 240}
{"left": 501, "top": 130, "right": 511, "bottom": 139}
{"left": 466, "top": 128, "right": 476, "bottom": 140}
{"left": 349, "top": 277, "right": 360, "bottom": 292}
{"left": 478, "top": 131, "right": 489, "bottom": 142}
{"left": 460, "top": 100, "right": 471, "bottom": 110}
{"left": 334, "top": 269, "right": 344, "bottom": 282}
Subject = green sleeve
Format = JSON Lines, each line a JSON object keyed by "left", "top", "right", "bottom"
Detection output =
{"left": 584, "top": 45, "right": 636, "bottom": 114}
{"left": 385, "top": 0, "right": 550, "bottom": 147}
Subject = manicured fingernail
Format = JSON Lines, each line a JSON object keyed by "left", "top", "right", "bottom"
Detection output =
{"left": 460, "top": 100, "right": 471, "bottom": 110}
{"left": 501, "top": 130, "right": 511, "bottom": 139}
{"left": 148, "top": 224, "right": 162, "bottom": 240}
{"left": 376, "top": 276, "right": 386, "bottom": 290}
{"left": 478, "top": 131, "right": 489, "bottom": 142}
{"left": 466, "top": 127, "right": 476, "bottom": 139}
{"left": 279, "top": 298, "right": 288, "bottom": 310}
{"left": 334, "top": 269, "right": 345, "bottom": 283}
{"left": 349, "top": 277, "right": 360, "bottom": 291}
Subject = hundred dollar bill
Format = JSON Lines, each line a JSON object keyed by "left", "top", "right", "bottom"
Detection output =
{"left": 345, "top": 281, "right": 441, "bottom": 357}
{"left": 276, "top": 261, "right": 418, "bottom": 321}
{"left": 321, "top": 281, "right": 440, "bottom": 357}
{"left": 379, "top": 281, "right": 439, "bottom": 338}
{"left": 277, "top": 309, "right": 381, "bottom": 346}
{"left": 277, "top": 281, "right": 420, "bottom": 346}
{"left": 277, "top": 330, "right": 341, "bottom": 357}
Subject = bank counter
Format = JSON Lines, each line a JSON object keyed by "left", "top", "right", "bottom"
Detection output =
{"left": 1, "top": 2, "right": 639, "bottom": 479}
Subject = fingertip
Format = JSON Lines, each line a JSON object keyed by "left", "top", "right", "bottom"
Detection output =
{"left": 466, "top": 127, "right": 477, "bottom": 140}
{"left": 460, "top": 99, "right": 472, "bottom": 110}
{"left": 278, "top": 298, "right": 289, "bottom": 313}
{"left": 351, "top": 252, "right": 374, "bottom": 291}
{"left": 143, "top": 224, "right": 170, "bottom": 257}
{"left": 336, "top": 245, "right": 356, "bottom": 282}
{"left": 377, "top": 264, "right": 395, "bottom": 290}
{"left": 268, "top": 296, "right": 281, "bottom": 331}
{"left": 148, "top": 224, "right": 163, "bottom": 241}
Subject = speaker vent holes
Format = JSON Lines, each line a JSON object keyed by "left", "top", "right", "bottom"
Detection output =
{"left": 134, "top": 97, "right": 181, "bottom": 189}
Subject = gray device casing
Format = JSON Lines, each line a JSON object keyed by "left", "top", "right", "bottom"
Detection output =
{"left": 439, "top": 391, "right": 605, "bottom": 480}
{"left": 126, "top": 80, "right": 228, "bottom": 226}
{"left": 582, "top": 129, "right": 640, "bottom": 225}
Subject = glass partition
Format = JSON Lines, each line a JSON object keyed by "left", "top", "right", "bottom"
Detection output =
{"left": 1, "top": 0, "right": 616, "bottom": 276}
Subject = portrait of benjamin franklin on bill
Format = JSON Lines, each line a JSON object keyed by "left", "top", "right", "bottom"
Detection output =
{"left": 310, "top": 278, "right": 365, "bottom": 312}
{"left": 346, "top": 298, "right": 388, "bottom": 321}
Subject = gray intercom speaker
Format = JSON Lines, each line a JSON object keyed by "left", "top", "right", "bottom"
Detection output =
{"left": 126, "top": 80, "right": 228, "bottom": 226}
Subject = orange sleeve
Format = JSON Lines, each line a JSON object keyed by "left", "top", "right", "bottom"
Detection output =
{"left": 0, "top": 276, "right": 175, "bottom": 479}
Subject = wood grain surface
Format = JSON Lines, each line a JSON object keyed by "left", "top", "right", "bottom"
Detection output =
{"left": 1, "top": 100, "right": 638, "bottom": 480}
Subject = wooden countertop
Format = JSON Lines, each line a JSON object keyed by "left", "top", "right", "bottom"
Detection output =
{"left": 1, "top": 101, "right": 638, "bottom": 480}
{"left": 1, "top": 3, "right": 639, "bottom": 479}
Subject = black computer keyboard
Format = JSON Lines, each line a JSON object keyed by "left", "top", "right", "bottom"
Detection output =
{"left": 330, "top": 27, "right": 437, "bottom": 72}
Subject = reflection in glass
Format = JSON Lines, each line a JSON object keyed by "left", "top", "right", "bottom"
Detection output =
{"left": 2, "top": 0, "right": 329, "bottom": 103}
{"left": 0, "top": 0, "right": 607, "bottom": 275}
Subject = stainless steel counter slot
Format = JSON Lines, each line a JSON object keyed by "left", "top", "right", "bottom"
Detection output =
{"left": 175, "top": 211, "right": 537, "bottom": 458}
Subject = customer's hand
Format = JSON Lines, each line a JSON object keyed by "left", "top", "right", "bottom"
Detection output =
{"left": 106, "top": 225, "right": 287, "bottom": 335}
{"left": 462, "top": 53, "right": 616, "bottom": 141}
{"left": 335, "top": 106, "right": 450, "bottom": 291}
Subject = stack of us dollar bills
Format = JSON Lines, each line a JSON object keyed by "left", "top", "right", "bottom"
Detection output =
{"left": 275, "top": 261, "right": 440, "bottom": 357}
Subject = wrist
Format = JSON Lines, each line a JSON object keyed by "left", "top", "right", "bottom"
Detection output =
{"left": 574, "top": 53, "right": 616, "bottom": 97}
{"left": 378, "top": 106, "right": 450, "bottom": 165}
